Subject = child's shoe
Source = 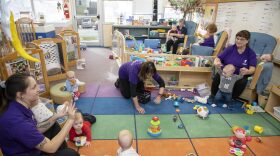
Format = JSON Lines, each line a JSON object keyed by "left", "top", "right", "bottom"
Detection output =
{"left": 222, "top": 104, "right": 228, "bottom": 108}
{"left": 115, "top": 79, "right": 120, "bottom": 88}
{"left": 211, "top": 103, "right": 217, "bottom": 107}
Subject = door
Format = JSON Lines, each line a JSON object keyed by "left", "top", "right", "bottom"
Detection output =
{"left": 71, "top": 0, "right": 102, "bottom": 46}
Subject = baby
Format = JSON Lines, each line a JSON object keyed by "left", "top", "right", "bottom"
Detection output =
{"left": 167, "top": 24, "right": 178, "bottom": 42}
{"left": 212, "top": 64, "right": 243, "bottom": 109}
{"left": 65, "top": 71, "right": 83, "bottom": 101}
{"left": 117, "top": 130, "right": 138, "bottom": 156}
{"left": 69, "top": 111, "right": 94, "bottom": 147}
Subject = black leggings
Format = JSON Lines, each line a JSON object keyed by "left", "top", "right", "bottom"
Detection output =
{"left": 119, "top": 79, "right": 144, "bottom": 99}
{"left": 41, "top": 122, "right": 79, "bottom": 156}
{"left": 211, "top": 73, "right": 249, "bottom": 100}
{"left": 166, "top": 39, "right": 184, "bottom": 54}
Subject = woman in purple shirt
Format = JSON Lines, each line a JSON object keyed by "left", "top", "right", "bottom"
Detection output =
{"left": 210, "top": 30, "right": 257, "bottom": 102}
{"left": 0, "top": 73, "right": 79, "bottom": 156}
{"left": 115, "top": 61, "right": 165, "bottom": 114}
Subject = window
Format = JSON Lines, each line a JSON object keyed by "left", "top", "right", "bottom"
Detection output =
{"left": 104, "top": 0, "right": 133, "bottom": 23}
{"left": 33, "top": 0, "right": 65, "bottom": 23}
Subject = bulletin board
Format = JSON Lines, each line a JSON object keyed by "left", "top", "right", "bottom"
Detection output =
{"left": 215, "top": 1, "right": 280, "bottom": 44}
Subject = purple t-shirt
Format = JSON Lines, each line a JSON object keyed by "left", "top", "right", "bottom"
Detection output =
{"left": 0, "top": 101, "right": 45, "bottom": 156}
{"left": 218, "top": 45, "right": 257, "bottom": 74}
{"left": 199, "top": 35, "right": 215, "bottom": 48}
{"left": 119, "top": 61, "right": 161, "bottom": 85}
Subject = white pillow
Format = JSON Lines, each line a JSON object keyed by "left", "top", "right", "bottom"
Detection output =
{"left": 31, "top": 102, "right": 54, "bottom": 123}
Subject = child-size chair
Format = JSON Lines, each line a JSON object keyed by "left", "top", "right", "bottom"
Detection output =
{"left": 239, "top": 32, "right": 277, "bottom": 103}
{"left": 190, "top": 31, "right": 228, "bottom": 56}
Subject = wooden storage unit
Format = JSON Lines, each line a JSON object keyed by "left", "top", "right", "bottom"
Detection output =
{"left": 57, "top": 30, "right": 81, "bottom": 67}
{"left": 103, "top": 23, "right": 113, "bottom": 47}
{"left": 112, "top": 25, "right": 170, "bottom": 43}
{"left": 124, "top": 52, "right": 213, "bottom": 89}
{"left": 265, "top": 85, "right": 280, "bottom": 121}
{"left": 0, "top": 48, "right": 50, "bottom": 97}
{"left": 28, "top": 38, "right": 68, "bottom": 82}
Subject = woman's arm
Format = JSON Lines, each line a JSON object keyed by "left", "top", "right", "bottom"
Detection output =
{"left": 132, "top": 96, "right": 145, "bottom": 114}
{"left": 36, "top": 102, "right": 76, "bottom": 153}
{"left": 37, "top": 114, "right": 60, "bottom": 133}
{"left": 214, "top": 57, "right": 223, "bottom": 68}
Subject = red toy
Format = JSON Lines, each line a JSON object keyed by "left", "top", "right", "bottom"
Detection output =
{"left": 229, "top": 127, "right": 252, "bottom": 152}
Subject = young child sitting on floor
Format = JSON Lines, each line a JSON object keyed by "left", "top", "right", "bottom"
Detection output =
{"left": 65, "top": 71, "right": 84, "bottom": 101}
{"left": 166, "top": 24, "right": 178, "bottom": 42}
{"left": 117, "top": 130, "right": 138, "bottom": 156}
{"left": 212, "top": 64, "right": 243, "bottom": 109}
{"left": 195, "top": 23, "right": 217, "bottom": 48}
{"left": 69, "top": 111, "right": 96, "bottom": 147}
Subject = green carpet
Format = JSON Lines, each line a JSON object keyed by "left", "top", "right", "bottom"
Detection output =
{"left": 180, "top": 114, "right": 233, "bottom": 138}
{"left": 135, "top": 114, "right": 188, "bottom": 139}
{"left": 91, "top": 115, "right": 135, "bottom": 139}
{"left": 222, "top": 113, "right": 280, "bottom": 136}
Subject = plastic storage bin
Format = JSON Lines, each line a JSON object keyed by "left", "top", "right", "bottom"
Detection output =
{"left": 273, "top": 107, "right": 280, "bottom": 119}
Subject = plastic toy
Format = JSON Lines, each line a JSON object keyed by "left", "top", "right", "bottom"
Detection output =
{"left": 172, "top": 115, "right": 177, "bottom": 122}
{"left": 194, "top": 96, "right": 208, "bottom": 104}
{"left": 229, "top": 127, "right": 252, "bottom": 153}
{"left": 75, "top": 136, "right": 87, "bottom": 147}
{"left": 10, "top": 12, "right": 40, "bottom": 62}
{"left": 173, "top": 101, "right": 179, "bottom": 107}
{"left": 193, "top": 105, "right": 201, "bottom": 110}
{"left": 196, "top": 106, "right": 209, "bottom": 119}
{"left": 256, "top": 137, "right": 262, "bottom": 143}
{"left": 254, "top": 125, "right": 264, "bottom": 134}
{"left": 177, "top": 96, "right": 185, "bottom": 103}
{"left": 185, "top": 98, "right": 195, "bottom": 103}
{"left": 147, "top": 116, "right": 162, "bottom": 137}
{"left": 178, "top": 123, "right": 184, "bottom": 129}
{"left": 229, "top": 147, "right": 244, "bottom": 156}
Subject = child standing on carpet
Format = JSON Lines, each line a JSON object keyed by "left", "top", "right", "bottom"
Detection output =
{"left": 117, "top": 130, "right": 138, "bottom": 156}
{"left": 212, "top": 64, "right": 243, "bottom": 109}
{"left": 69, "top": 111, "right": 96, "bottom": 146}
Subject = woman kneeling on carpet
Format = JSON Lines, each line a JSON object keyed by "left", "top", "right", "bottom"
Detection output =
{"left": 0, "top": 73, "right": 79, "bottom": 156}
{"left": 115, "top": 61, "right": 165, "bottom": 114}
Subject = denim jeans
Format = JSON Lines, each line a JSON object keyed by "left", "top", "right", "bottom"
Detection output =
{"left": 214, "top": 90, "right": 233, "bottom": 107}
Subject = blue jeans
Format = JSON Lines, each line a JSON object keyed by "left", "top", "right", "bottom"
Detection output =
{"left": 214, "top": 90, "right": 233, "bottom": 107}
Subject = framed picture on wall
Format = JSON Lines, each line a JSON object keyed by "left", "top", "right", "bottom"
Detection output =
{"left": 202, "top": 3, "right": 218, "bottom": 25}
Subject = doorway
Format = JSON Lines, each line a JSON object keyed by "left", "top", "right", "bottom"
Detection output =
{"left": 72, "top": 0, "right": 102, "bottom": 46}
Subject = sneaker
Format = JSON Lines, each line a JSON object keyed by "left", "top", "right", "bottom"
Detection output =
{"left": 222, "top": 104, "right": 228, "bottom": 108}
{"left": 211, "top": 104, "right": 217, "bottom": 107}
{"left": 114, "top": 79, "right": 120, "bottom": 88}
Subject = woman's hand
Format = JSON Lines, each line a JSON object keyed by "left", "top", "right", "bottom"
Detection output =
{"left": 67, "top": 101, "right": 76, "bottom": 120}
{"left": 54, "top": 102, "right": 68, "bottom": 119}
{"left": 214, "top": 58, "right": 223, "bottom": 68}
{"left": 136, "top": 106, "right": 145, "bottom": 114}
{"left": 153, "top": 95, "right": 162, "bottom": 104}
{"left": 240, "top": 67, "right": 249, "bottom": 75}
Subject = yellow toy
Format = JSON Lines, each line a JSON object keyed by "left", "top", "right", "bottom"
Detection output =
{"left": 254, "top": 125, "right": 264, "bottom": 134}
{"left": 10, "top": 12, "right": 40, "bottom": 62}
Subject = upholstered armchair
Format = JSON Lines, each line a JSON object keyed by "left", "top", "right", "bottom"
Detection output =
{"left": 239, "top": 32, "right": 277, "bottom": 103}
{"left": 190, "top": 31, "right": 228, "bottom": 56}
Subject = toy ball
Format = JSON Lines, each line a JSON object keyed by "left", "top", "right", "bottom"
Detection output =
{"left": 175, "top": 108, "right": 180, "bottom": 113}
{"left": 174, "top": 101, "right": 179, "bottom": 107}
{"left": 256, "top": 137, "right": 262, "bottom": 143}
{"left": 252, "top": 101, "right": 258, "bottom": 106}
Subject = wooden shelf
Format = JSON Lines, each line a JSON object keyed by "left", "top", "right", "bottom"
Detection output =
{"left": 156, "top": 66, "right": 212, "bottom": 72}
{"left": 265, "top": 85, "right": 280, "bottom": 121}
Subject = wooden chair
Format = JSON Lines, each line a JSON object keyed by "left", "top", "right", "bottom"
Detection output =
{"left": 15, "top": 17, "right": 36, "bottom": 47}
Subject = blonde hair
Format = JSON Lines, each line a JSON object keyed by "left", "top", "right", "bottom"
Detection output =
{"left": 223, "top": 64, "right": 235, "bottom": 75}
{"left": 66, "top": 71, "right": 75, "bottom": 78}
{"left": 118, "top": 130, "right": 133, "bottom": 149}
